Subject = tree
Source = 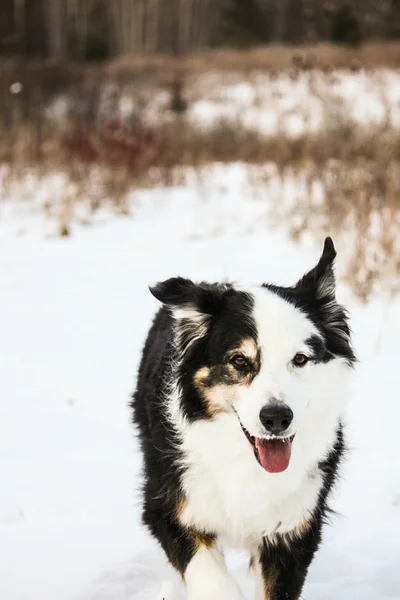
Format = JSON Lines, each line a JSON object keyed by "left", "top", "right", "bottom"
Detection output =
{"left": 220, "top": 0, "right": 272, "bottom": 47}
{"left": 285, "top": 0, "right": 304, "bottom": 44}
{"left": 331, "top": 4, "right": 362, "bottom": 46}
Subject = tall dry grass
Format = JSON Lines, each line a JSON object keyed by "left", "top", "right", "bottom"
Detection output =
{"left": 104, "top": 41, "right": 400, "bottom": 77}
{"left": 1, "top": 53, "right": 399, "bottom": 299}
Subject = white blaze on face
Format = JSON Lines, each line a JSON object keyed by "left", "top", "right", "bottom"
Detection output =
{"left": 233, "top": 287, "right": 352, "bottom": 445}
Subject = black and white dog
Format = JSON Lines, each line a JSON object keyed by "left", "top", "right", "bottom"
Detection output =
{"left": 132, "top": 238, "right": 355, "bottom": 600}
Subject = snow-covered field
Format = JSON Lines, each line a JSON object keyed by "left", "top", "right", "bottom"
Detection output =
{"left": 186, "top": 69, "right": 400, "bottom": 135}
{"left": 47, "top": 69, "right": 400, "bottom": 137}
{"left": 1, "top": 166, "right": 400, "bottom": 600}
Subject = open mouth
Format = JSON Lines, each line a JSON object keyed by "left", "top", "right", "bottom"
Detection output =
{"left": 240, "top": 422, "right": 295, "bottom": 474}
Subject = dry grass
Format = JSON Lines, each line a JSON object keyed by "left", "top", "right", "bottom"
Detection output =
{"left": 3, "top": 114, "right": 399, "bottom": 300}
{"left": 267, "top": 159, "right": 400, "bottom": 301}
{"left": 1, "top": 50, "right": 400, "bottom": 298}
{"left": 152, "top": 119, "right": 400, "bottom": 168}
{"left": 0, "top": 42, "right": 399, "bottom": 90}
{"left": 106, "top": 42, "right": 400, "bottom": 78}
{"left": 3, "top": 107, "right": 399, "bottom": 173}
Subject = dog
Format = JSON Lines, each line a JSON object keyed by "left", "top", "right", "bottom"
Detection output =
{"left": 131, "top": 238, "right": 355, "bottom": 600}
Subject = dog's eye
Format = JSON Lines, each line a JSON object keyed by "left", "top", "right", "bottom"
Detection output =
{"left": 231, "top": 355, "right": 248, "bottom": 369}
{"left": 293, "top": 353, "right": 309, "bottom": 367}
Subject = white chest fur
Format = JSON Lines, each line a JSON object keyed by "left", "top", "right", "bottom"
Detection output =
{"left": 179, "top": 414, "right": 324, "bottom": 548}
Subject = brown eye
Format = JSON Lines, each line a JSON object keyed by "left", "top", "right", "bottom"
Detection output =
{"left": 231, "top": 355, "right": 248, "bottom": 369}
{"left": 293, "top": 353, "right": 309, "bottom": 367}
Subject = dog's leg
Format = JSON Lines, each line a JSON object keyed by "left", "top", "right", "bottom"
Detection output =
{"left": 143, "top": 503, "right": 243, "bottom": 600}
{"left": 252, "top": 550, "right": 306, "bottom": 600}
{"left": 185, "top": 544, "right": 244, "bottom": 600}
{"left": 252, "top": 519, "right": 322, "bottom": 600}
{"left": 251, "top": 557, "right": 269, "bottom": 600}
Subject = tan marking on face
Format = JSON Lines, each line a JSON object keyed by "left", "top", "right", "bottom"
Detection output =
{"left": 202, "top": 384, "right": 235, "bottom": 417}
{"left": 193, "top": 367, "right": 235, "bottom": 417}
{"left": 228, "top": 337, "right": 260, "bottom": 383}
{"left": 237, "top": 337, "right": 258, "bottom": 361}
{"left": 193, "top": 337, "right": 260, "bottom": 417}
{"left": 193, "top": 366, "right": 211, "bottom": 387}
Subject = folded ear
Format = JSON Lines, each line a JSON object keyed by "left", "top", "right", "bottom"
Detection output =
{"left": 150, "top": 277, "right": 194, "bottom": 305}
{"left": 150, "top": 277, "right": 225, "bottom": 315}
{"left": 149, "top": 277, "right": 227, "bottom": 353}
{"left": 295, "top": 237, "right": 336, "bottom": 300}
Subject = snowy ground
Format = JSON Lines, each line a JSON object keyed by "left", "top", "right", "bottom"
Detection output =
{"left": 1, "top": 166, "right": 400, "bottom": 600}
{"left": 186, "top": 69, "right": 400, "bottom": 135}
{"left": 47, "top": 69, "right": 400, "bottom": 137}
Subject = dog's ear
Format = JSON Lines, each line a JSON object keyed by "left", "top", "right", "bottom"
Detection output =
{"left": 150, "top": 277, "right": 225, "bottom": 315}
{"left": 295, "top": 237, "right": 336, "bottom": 301}
{"left": 294, "top": 238, "right": 355, "bottom": 365}
{"left": 150, "top": 277, "right": 227, "bottom": 354}
{"left": 150, "top": 277, "right": 196, "bottom": 305}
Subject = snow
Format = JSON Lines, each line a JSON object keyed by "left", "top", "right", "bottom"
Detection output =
{"left": 188, "top": 70, "right": 400, "bottom": 134}
{"left": 46, "top": 69, "right": 400, "bottom": 137}
{"left": 1, "top": 165, "right": 400, "bottom": 600}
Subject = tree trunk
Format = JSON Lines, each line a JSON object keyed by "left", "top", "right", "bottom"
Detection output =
{"left": 47, "top": 0, "right": 67, "bottom": 58}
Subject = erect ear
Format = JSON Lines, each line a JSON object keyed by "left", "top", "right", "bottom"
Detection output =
{"left": 295, "top": 237, "right": 337, "bottom": 300}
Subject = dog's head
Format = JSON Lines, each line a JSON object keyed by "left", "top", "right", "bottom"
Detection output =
{"left": 150, "top": 238, "right": 355, "bottom": 474}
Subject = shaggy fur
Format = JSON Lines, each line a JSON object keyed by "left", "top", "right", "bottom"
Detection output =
{"left": 131, "top": 238, "right": 355, "bottom": 600}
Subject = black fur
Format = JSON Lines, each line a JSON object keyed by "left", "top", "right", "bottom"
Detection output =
{"left": 131, "top": 307, "right": 196, "bottom": 573}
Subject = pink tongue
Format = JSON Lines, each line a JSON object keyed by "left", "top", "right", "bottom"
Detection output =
{"left": 255, "top": 438, "right": 292, "bottom": 473}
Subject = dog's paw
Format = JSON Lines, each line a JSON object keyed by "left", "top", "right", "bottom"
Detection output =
{"left": 186, "top": 568, "right": 244, "bottom": 600}
{"left": 187, "top": 578, "right": 244, "bottom": 600}
{"left": 185, "top": 546, "right": 245, "bottom": 600}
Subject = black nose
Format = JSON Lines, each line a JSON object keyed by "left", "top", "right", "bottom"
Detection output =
{"left": 259, "top": 404, "right": 293, "bottom": 435}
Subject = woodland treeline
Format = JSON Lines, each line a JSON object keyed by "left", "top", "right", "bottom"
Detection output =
{"left": 0, "top": 0, "right": 399, "bottom": 60}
